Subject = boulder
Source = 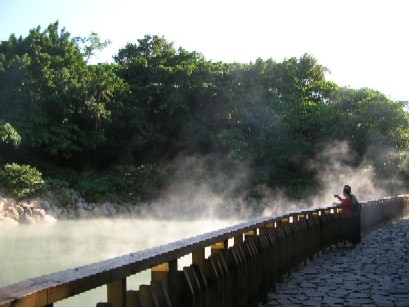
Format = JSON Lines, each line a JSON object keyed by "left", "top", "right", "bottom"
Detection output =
{"left": 75, "top": 208, "right": 92, "bottom": 219}
{"left": 19, "top": 212, "right": 36, "bottom": 224}
{"left": 42, "top": 214, "right": 57, "bottom": 222}
{"left": 101, "top": 203, "right": 117, "bottom": 216}
{"left": 91, "top": 206, "right": 106, "bottom": 218}
{"left": 115, "top": 204, "right": 130, "bottom": 216}
{"left": 32, "top": 208, "right": 47, "bottom": 222}
{"left": 39, "top": 200, "right": 52, "bottom": 211}
{"left": 4, "top": 204, "right": 19, "bottom": 221}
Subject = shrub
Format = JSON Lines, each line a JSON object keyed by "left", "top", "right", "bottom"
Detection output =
{"left": 0, "top": 121, "right": 21, "bottom": 148}
{"left": 110, "top": 164, "right": 167, "bottom": 199}
{"left": 42, "top": 178, "right": 77, "bottom": 207}
{"left": 75, "top": 163, "right": 168, "bottom": 202}
{"left": 0, "top": 163, "right": 45, "bottom": 199}
{"left": 75, "top": 175, "right": 109, "bottom": 203}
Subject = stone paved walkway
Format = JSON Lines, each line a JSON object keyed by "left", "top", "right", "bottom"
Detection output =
{"left": 260, "top": 217, "right": 409, "bottom": 306}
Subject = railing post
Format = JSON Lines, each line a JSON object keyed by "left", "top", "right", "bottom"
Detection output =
{"left": 192, "top": 248, "right": 208, "bottom": 306}
{"left": 151, "top": 260, "right": 178, "bottom": 305}
{"left": 228, "top": 245, "right": 246, "bottom": 306}
{"left": 296, "top": 213, "right": 308, "bottom": 266}
{"left": 278, "top": 216, "right": 292, "bottom": 277}
{"left": 107, "top": 278, "right": 126, "bottom": 307}
{"left": 192, "top": 248, "right": 205, "bottom": 266}
{"left": 259, "top": 222, "right": 277, "bottom": 292}
{"left": 211, "top": 240, "right": 228, "bottom": 255}
{"left": 307, "top": 211, "right": 320, "bottom": 259}
{"left": 243, "top": 230, "right": 260, "bottom": 305}
{"left": 234, "top": 233, "right": 244, "bottom": 245}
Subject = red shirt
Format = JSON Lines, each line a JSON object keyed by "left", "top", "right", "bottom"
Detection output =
{"left": 340, "top": 196, "right": 354, "bottom": 218}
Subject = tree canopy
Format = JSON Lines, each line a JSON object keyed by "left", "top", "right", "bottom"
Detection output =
{"left": 1, "top": 22, "right": 408, "bottom": 201}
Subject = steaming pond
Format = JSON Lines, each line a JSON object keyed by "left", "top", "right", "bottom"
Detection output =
{"left": 0, "top": 218, "right": 242, "bottom": 306}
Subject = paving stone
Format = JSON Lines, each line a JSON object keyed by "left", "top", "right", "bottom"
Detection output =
{"left": 348, "top": 292, "right": 371, "bottom": 298}
{"left": 322, "top": 296, "right": 344, "bottom": 304}
{"left": 328, "top": 289, "right": 350, "bottom": 297}
{"left": 280, "top": 288, "right": 300, "bottom": 295}
{"left": 371, "top": 294, "right": 396, "bottom": 306}
{"left": 302, "top": 297, "right": 323, "bottom": 305}
{"left": 301, "top": 289, "right": 326, "bottom": 298}
{"left": 345, "top": 297, "right": 374, "bottom": 305}
{"left": 390, "top": 285, "right": 409, "bottom": 295}
{"left": 298, "top": 282, "right": 318, "bottom": 289}
{"left": 276, "top": 298, "right": 295, "bottom": 305}
{"left": 394, "top": 294, "right": 409, "bottom": 300}
{"left": 259, "top": 217, "right": 409, "bottom": 306}
{"left": 287, "top": 296, "right": 306, "bottom": 304}
{"left": 343, "top": 281, "right": 359, "bottom": 290}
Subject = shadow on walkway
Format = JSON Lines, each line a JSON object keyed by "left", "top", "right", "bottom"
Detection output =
{"left": 260, "top": 217, "right": 409, "bottom": 306}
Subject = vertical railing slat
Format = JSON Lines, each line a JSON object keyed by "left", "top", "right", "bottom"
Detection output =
{"left": 107, "top": 278, "right": 127, "bottom": 307}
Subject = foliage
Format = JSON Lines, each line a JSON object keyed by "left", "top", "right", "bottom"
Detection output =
{"left": 0, "top": 120, "right": 21, "bottom": 147}
{"left": 112, "top": 35, "right": 201, "bottom": 163}
{"left": 1, "top": 22, "right": 409, "bottom": 201}
{"left": 329, "top": 87, "right": 409, "bottom": 178}
{"left": 74, "top": 164, "right": 168, "bottom": 202}
{"left": 43, "top": 176, "right": 76, "bottom": 207}
{"left": 0, "top": 22, "right": 125, "bottom": 164}
{"left": 76, "top": 32, "right": 111, "bottom": 62}
{"left": 0, "top": 163, "right": 45, "bottom": 199}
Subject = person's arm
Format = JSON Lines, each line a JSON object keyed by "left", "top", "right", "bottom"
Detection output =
{"left": 334, "top": 194, "right": 343, "bottom": 201}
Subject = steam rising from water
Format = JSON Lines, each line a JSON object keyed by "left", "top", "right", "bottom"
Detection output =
{"left": 308, "top": 141, "right": 407, "bottom": 206}
{"left": 149, "top": 141, "right": 408, "bottom": 219}
{"left": 2, "top": 141, "right": 407, "bottom": 306}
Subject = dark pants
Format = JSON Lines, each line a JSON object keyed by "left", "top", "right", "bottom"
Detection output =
{"left": 343, "top": 216, "right": 361, "bottom": 244}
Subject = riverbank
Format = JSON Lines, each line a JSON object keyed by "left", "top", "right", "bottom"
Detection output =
{"left": 0, "top": 191, "right": 274, "bottom": 226}
{"left": 0, "top": 196, "right": 148, "bottom": 226}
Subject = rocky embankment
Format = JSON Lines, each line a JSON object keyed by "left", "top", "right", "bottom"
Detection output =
{"left": 0, "top": 191, "right": 271, "bottom": 226}
{"left": 0, "top": 196, "right": 149, "bottom": 226}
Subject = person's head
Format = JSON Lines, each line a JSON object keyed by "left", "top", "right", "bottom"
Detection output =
{"left": 343, "top": 185, "right": 351, "bottom": 196}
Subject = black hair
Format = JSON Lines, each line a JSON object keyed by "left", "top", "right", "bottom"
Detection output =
{"left": 343, "top": 185, "right": 351, "bottom": 195}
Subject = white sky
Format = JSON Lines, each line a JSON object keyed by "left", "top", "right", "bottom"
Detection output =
{"left": 1, "top": 0, "right": 408, "bottom": 101}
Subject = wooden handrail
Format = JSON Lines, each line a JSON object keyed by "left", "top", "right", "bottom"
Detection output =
{"left": 1, "top": 195, "right": 408, "bottom": 307}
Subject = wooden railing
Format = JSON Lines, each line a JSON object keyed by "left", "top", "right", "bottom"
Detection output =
{"left": 1, "top": 195, "right": 408, "bottom": 307}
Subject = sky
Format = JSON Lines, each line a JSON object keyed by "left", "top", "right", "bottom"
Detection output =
{"left": 0, "top": 0, "right": 408, "bottom": 102}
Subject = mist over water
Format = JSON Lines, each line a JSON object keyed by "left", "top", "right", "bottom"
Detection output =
{"left": 156, "top": 140, "right": 408, "bottom": 220}
{"left": 306, "top": 141, "right": 408, "bottom": 206}
{"left": 121, "top": 142, "right": 408, "bottom": 231}
{"left": 2, "top": 137, "right": 407, "bottom": 306}
{"left": 0, "top": 218, "right": 242, "bottom": 306}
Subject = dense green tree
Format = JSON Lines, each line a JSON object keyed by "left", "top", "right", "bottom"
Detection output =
{"left": 113, "top": 35, "right": 206, "bottom": 162}
{"left": 1, "top": 22, "right": 409, "bottom": 201}
{"left": 76, "top": 32, "right": 111, "bottom": 62}
{"left": 329, "top": 87, "right": 409, "bottom": 178}
{"left": 0, "top": 22, "right": 125, "bottom": 166}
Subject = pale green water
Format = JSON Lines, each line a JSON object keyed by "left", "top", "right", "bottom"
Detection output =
{"left": 0, "top": 218, "right": 240, "bottom": 306}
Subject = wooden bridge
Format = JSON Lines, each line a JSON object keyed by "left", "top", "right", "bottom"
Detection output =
{"left": 1, "top": 196, "right": 408, "bottom": 307}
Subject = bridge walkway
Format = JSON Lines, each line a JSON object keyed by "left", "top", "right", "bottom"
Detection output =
{"left": 260, "top": 217, "right": 409, "bottom": 306}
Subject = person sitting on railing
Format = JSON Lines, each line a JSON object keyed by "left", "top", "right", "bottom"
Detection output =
{"left": 334, "top": 185, "right": 356, "bottom": 247}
